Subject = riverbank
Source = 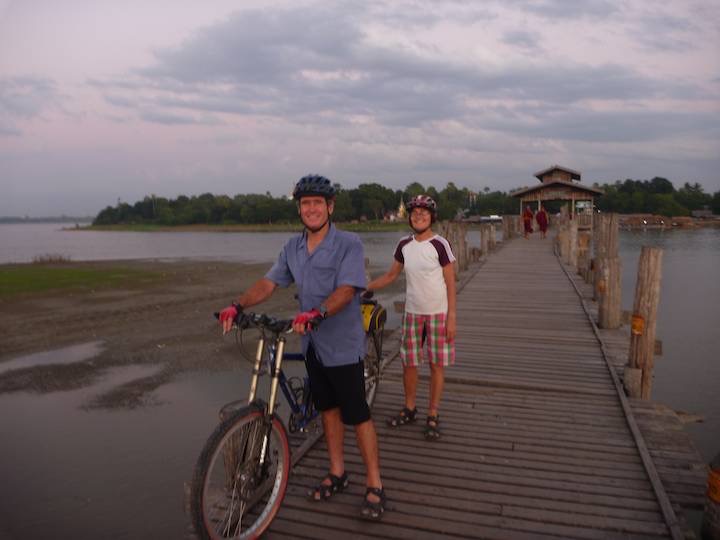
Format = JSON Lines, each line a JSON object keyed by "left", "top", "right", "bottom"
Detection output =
{"left": 618, "top": 213, "right": 720, "bottom": 229}
{"left": 81, "top": 220, "right": 410, "bottom": 233}
{"left": 0, "top": 259, "right": 301, "bottom": 407}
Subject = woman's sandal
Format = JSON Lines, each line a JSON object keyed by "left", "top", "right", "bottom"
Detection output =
{"left": 386, "top": 407, "right": 417, "bottom": 427}
{"left": 360, "top": 487, "right": 386, "bottom": 521}
{"left": 424, "top": 415, "right": 441, "bottom": 441}
{"left": 307, "top": 472, "right": 349, "bottom": 502}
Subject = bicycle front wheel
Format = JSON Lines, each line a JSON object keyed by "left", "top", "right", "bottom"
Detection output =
{"left": 364, "top": 326, "right": 383, "bottom": 407}
{"left": 191, "top": 405, "right": 291, "bottom": 539}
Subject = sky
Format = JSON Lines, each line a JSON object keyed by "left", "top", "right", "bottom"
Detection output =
{"left": 1, "top": 0, "right": 719, "bottom": 217}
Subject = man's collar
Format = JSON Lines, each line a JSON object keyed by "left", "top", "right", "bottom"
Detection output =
{"left": 299, "top": 222, "right": 335, "bottom": 250}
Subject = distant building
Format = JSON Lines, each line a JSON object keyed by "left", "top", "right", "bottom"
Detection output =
{"left": 511, "top": 164, "right": 603, "bottom": 226}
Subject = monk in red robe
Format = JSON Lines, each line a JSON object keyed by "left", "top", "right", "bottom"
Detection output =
{"left": 535, "top": 205, "right": 549, "bottom": 238}
{"left": 522, "top": 206, "right": 534, "bottom": 238}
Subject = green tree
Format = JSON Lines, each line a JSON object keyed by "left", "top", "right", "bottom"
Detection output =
{"left": 712, "top": 191, "right": 720, "bottom": 215}
{"left": 675, "top": 182, "right": 711, "bottom": 211}
{"left": 403, "top": 182, "right": 425, "bottom": 198}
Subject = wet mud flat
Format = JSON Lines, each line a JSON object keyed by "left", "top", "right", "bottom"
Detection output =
{"left": 0, "top": 259, "right": 303, "bottom": 539}
{"left": 0, "top": 259, "right": 301, "bottom": 407}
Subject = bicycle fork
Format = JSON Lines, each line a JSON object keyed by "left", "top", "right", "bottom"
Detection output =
{"left": 248, "top": 335, "right": 286, "bottom": 467}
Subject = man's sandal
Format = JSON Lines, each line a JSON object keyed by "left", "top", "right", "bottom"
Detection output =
{"left": 360, "top": 487, "right": 386, "bottom": 521}
{"left": 307, "top": 472, "right": 349, "bottom": 501}
{"left": 424, "top": 415, "right": 441, "bottom": 441}
{"left": 386, "top": 407, "right": 417, "bottom": 427}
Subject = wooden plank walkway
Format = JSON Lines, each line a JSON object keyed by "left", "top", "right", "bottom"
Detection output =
{"left": 265, "top": 234, "right": 694, "bottom": 539}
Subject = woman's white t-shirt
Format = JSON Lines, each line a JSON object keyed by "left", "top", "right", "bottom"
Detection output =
{"left": 394, "top": 234, "right": 455, "bottom": 315}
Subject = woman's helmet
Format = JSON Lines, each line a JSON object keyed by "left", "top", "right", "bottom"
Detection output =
{"left": 292, "top": 174, "right": 336, "bottom": 200}
{"left": 407, "top": 194, "right": 438, "bottom": 222}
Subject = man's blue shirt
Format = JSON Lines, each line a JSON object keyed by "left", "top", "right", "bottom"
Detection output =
{"left": 265, "top": 224, "right": 366, "bottom": 367}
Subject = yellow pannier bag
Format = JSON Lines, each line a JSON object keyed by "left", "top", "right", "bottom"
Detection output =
{"left": 361, "top": 301, "right": 387, "bottom": 334}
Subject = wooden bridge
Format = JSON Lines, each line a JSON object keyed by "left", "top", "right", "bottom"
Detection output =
{"left": 260, "top": 234, "right": 706, "bottom": 539}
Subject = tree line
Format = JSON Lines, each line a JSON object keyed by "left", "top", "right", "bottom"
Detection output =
{"left": 93, "top": 177, "right": 719, "bottom": 226}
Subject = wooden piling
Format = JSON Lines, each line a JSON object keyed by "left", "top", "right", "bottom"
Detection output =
{"left": 599, "top": 257, "right": 622, "bottom": 329}
{"left": 627, "top": 246, "right": 663, "bottom": 399}
{"left": 577, "top": 231, "right": 591, "bottom": 280}
{"left": 480, "top": 224, "right": 490, "bottom": 257}
{"left": 703, "top": 452, "right": 720, "bottom": 540}
{"left": 593, "top": 214, "right": 607, "bottom": 301}
{"left": 501, "top": 216, "right": 511, "bottom": 241}
{"left": 568, "top": 220, "right": 578, "bottom": 269}
{"left": 598, "top": 214, "right": 621, "bottom": 329}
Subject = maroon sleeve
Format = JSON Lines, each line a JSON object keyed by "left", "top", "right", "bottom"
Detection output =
{"left": 430, "top": 238, "right": 453, "bottom": 267}
{"left": 394, "top": 236, "right": 412, "bottom": 264}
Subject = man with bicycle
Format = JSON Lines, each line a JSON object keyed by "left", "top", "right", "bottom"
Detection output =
{"left": 219, "top": 174, "right": 386, "bottom": 521}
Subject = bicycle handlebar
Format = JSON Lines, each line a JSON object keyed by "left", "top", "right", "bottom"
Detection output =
{"left": 214, "top": 311, "right": 321, "bottom": 334}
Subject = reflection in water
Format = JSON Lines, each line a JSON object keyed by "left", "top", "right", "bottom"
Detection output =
{"left": 0, "top": 341, "right": 104, "bottom": 375}
{"left": 0, "top": 368, "right": 250, "bottom": 540}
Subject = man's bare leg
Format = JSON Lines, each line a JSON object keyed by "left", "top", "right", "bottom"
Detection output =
{"left": 311, "top": 407, "right": 345, "bottom": 500}
{"left": 355, "top": 419, "right": 382, "bottom": 502}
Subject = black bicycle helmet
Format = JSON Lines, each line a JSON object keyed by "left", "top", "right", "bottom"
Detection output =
{"left": 292, "top": 174, "right": 336, "bottom": 200}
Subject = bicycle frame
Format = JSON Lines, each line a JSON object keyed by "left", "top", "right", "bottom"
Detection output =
{"left": 246, "top": 331, "right": 318, "bottom": 434}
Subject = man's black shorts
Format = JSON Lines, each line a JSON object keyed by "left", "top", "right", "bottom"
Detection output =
{"left": 305, "top": 343, "right": 371, "bottom": 425}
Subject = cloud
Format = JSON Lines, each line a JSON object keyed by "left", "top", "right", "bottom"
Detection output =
{"left": 94, "top": 3, "right": 697, "bottom": 140}
{"left": 502, "top": 30, "right": 543, "bottom": 52}
{"left": 509, "top": 0, "right": 619, "bottom": 19}
{"left": 0, "top": 76, "right": 60, "bottom": 135}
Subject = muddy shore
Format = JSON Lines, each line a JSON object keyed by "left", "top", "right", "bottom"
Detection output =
{"left": 0, "top": 259, "right": 304, "bottom": 408}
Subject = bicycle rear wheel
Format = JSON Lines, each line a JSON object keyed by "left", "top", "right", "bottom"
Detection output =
{"left": 191, "top": 404, "right": 290, "bottom": 539}
{"left": 364, "top": 326, "right": 383, "bottom": 407}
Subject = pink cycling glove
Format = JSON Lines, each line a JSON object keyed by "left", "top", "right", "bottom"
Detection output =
{"left": 218, "top": 305, "right": 238, "bottom": 323}
{"left": 292, "top": 309, "right": 322, "bottom": 329}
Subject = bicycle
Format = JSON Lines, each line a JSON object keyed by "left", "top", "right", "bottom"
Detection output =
{"left": 191, "top": 298, "right": 386, "bottom": 539}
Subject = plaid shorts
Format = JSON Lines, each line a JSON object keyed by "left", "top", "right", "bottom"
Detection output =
{"left": 400, "top": 312, "right": 455, "bottom": 367}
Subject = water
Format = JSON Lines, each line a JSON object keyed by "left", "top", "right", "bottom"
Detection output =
{"left": 618, "top": 227, "right": 720, "bottom": 462}
{"left": 0, "top": 341, "right": 104, "bottom": 375}
{"left": 0, "top": 222, "right": 490, "bottom": 267}
{"left": 0, "top": 223, "right": 717, "bottom": 538}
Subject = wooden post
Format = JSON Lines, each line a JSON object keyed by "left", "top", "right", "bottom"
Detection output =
{"left": 568, "top": 220, "right": 578, "bottom": 269}
{"left": 627, "top": 246, "right": 663, "bottom": 399}
{"left": 489, "top": 223, "right": 496, "bottom": 250}
{"left": 703, "top": 452, "right": 720, "bottom": 540}
{"left": 577, "top": 231, "right": 591, "bottom": 279}
{"left": 598, "top": 214, "right": 621, "bottom": 329}
{"left": 480, "top": 224, "right": 490, "bottom": 257}
{"left": 598, "top": 257, "right": 622, "bottom": 329}
{"left": 457, "top": 222, "right": 468, "bottom": 271}
{"left": 593, "top": 214, "right": 608, "bottom": 301}
{"left": 557, "top": 222, "right": 567, "bottom": 261}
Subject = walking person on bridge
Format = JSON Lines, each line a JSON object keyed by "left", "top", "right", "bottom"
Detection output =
{"left": 366, "top": 194, "right": 456, "bottom": 441}
{"left": 218, "top": 174, "right": 386, "bottom": 521}
{"left": 536, "top": 204, "right": 549, "bottom": 239}
{"left": 522, "top": 205, "right": 535, "bottom": 238}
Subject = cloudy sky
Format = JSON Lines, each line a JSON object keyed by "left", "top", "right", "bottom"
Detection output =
{"left": 1, "top": 0, "right": 719, "bottom": 216}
